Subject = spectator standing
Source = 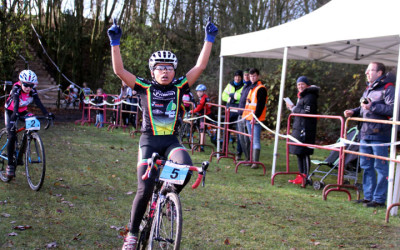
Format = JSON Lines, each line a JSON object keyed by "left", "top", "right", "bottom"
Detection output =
{"left": 222, "top": 70, "right": 245, "bottom": 159}
{"left": 191, "top": 84, "right": 211, "bottom": 152}
{"left": 93, "top": 88, "right": 107, "bottom": 128}
{"left": 119, "top": 81, "right": 133, "bottom": 126}
{"left": 286, "top": 76, "right": 319, "bottom": 185}
{"left": 130, "top": 90, "right": 140, "bottom": 128}
{"left": 79, "top": 82, "right": 93, "bottom": 116}
{"left": 344, "top": 62, "right": 395, "bottom": 208}
{"left": 237, "top": 69, "right": 252, "bottom": 161}
{"left": 191, "top": 84, "right": 211, "bottom": 116}
{"left": 242, "top": 68, "right": 267, "bottom": 169}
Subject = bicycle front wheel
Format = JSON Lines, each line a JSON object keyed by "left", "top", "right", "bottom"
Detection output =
{"left": 25, "top": 132, "right": 46, "bottom": 191}
{"left": 149, "top": 192, "right": 182, "bottom": 250}
{"left": 0, "top": 129, "right": 10, "bottom": 182}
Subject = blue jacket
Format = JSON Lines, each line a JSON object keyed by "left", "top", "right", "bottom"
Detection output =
{"left": 351, "top": 73, "right": 395, "bottom": 142}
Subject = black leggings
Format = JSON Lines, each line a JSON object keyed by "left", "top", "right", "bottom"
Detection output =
{"left": 129, "top": 134, "right": 192, "bottom": 234}
{"left": 296, "top": 154, "right": 310, "bottom": 175}
{"left": 4, "top": 110, "right": 27, "bottom": 167}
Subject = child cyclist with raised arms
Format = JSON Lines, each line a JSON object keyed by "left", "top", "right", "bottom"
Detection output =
{"left": 107, "top": 18, "right": 218, "bottom": 249}
{"left": 4, "top": 70, "right": 54, "bottom": 178}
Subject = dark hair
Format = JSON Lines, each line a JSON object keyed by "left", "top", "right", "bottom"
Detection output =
{"left": 249, "top": 68, "right": 259, "bottom": 75}
{"left": 243, "top": 68, "right": 250, "bottom": 73}
{"left": 371, "top": 62, "right": 386, "bottom": 75}
{"left": 234, "top": 70, "right": 243, "bottom": 78}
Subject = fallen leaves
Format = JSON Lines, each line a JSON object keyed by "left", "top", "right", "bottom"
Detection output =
{"left": 13, "top": 225, "right": 32, "bottom": 230}
{"left": 110, "top": 225, "right": 125, "bottom": 231}
{"left": 1, "top": 212, "right": 10, "bottom": 217}
{"left": 61, "top": 200, "right": 75, "bottom": 207}
{"left": 53, "top": 181, "right": 70, "bottom": 189}
{"left": 45, "top": 242, "right": 57, "bottom": 248}
{"left": 1, "top": 241, "right": 14, "bottom": 247}
{"left": 73, "top": 233, "right": 82, "bottom": 241}
{"left": 224, "top": 238, "right": 230, "bottom": 245}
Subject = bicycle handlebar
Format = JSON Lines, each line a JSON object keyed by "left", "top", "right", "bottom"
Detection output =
{"left": 19, "top": 115, "right": 54, "bottom": 130}
{"left": 141, "top": 152, "right": 209, "bottom": 189}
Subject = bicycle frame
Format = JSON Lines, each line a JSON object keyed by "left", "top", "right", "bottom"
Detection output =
{"left": 0, "top": 126, "right": 27, "bottom": 164}
{"left": 138, "top": 152, "right": 208, "bottom": 249}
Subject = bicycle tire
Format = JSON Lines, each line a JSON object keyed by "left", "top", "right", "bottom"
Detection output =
{"left": 191, "top": 124, "right": 201, "bottom": 151}
{"left": 178, "top": 122, "right": 192, "bottom": 149}
{"left": 0, "top": 128, "right": 11, "bottom": 182}
{"left": 148, "top": 192, "right": 182, "bottom": 250}
{"left": 25, "top": 132, "right": 46, "bottom": 191}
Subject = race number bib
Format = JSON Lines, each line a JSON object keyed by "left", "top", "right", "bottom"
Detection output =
{"left": 159, "top": 162, "right": 189, "bottom": 185}
{"left": 25, "top": 117, "right": 40, "bottom": 131}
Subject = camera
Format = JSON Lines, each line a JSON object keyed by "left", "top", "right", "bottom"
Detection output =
{"left": 360, "top": 97, "right": 370, "bottom": 104}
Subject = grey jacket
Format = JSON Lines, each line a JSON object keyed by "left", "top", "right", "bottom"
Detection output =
{"left": 351, "top": 73, "right": 395, "bottom": 142}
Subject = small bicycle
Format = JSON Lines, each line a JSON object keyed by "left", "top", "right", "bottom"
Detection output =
{"left": 137, "top": 153, "right": 209, "bottom": 250}
{"left": 0, "top": 115, "right": 53, "bottom": 190}
{"left": 178, "top": 114, "right": 217, "bottom": 151}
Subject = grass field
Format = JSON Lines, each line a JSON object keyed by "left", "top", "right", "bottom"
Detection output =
{"left": 1, "top": 121, "right": 400, "bottom": 249}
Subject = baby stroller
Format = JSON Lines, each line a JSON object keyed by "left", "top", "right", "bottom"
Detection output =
{"left": 308, "top": 126, "right": 361, "bottom": 190}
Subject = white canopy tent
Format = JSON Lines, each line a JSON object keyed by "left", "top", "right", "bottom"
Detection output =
{"left": 218, "top": 0, "right": 400, "bottom": 212}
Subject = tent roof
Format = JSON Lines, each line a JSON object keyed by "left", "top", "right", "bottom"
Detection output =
{"left": 220, "top": 0, "right": 400, "bottom": 66}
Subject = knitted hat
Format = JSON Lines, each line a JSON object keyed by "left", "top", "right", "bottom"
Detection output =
{"left": 234, "top": 70, "right": 243, "bottom": 79}
{"left": 296, "top": 76, "right": 310, "bottom": 85}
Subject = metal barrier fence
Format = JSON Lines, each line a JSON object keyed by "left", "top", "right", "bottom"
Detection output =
{"left": 108, "top": 97, "right": 141, "bottom": 134}
{"left": 74, "top": 94, "right": 119, "bottom": 128}
{"left": 228, "top": 106, "right": 266, "bottom": 175}
{"left": 343, "top": 117, "right": 400, "bottom": 222}
{"left": 271, "top": 114, "right": 348, "bottom": 193}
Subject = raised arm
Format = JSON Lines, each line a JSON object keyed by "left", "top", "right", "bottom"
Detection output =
{"left": 108, "top": 19, "right": 136, "bottom": 89}
{"left": 186, "top": 18, "right": 218, "bottom": 87}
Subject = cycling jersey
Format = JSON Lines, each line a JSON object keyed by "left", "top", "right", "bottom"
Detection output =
{"left": 5, "top": 82, "right": 47, "bottom": 115}
{"left": 192, "top": 94, "right": 211, "bottom": 115}
{"left": 134, "top": 76, "right": 189, "bottom": 135}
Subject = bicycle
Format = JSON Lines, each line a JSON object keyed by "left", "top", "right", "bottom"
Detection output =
{"left": 0, "top": 115, "right": 53, "bottom": 190}
{"left": 178, "top": 114, "right": 200, "bottom": 149}
{"left": 178, "top": 114, "right": 217, "bottom": 151}
{"left": 136, "top": 152, "right": 209, "bottom": 250}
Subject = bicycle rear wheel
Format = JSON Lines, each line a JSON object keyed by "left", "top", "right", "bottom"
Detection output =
{"left": 178, "top": 122, "right": 192, "bottom": 149}
{"left": 137, "top": 201, "right": 154, "bottom": 250}
{"left": 0, "top": 129, "right": 10, "bottom": 182}
{"left": 149, "top": 192, "right": 182, "bottom": 250}
{"left": 25, "top": 132, "right": 46, "bottom": 191}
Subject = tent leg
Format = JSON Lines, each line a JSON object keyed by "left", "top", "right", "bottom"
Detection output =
{"left": 217, "top": 56, "right": 224, "bottom": 155}
{"left": 271, "top": 47, "right": 288, "bottom": 179}
{"left": 387, "top": 41, "right": 400, "bottom": 213}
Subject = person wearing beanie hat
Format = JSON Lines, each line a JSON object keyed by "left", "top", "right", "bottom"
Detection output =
{"left": 296, "top": 76, "right": 310, "bottom": 86}
{"left": 286, "top": 76, "right": 320, "bottom": 184}
{"left": 222, "top": 70, "right": 245, "bottom": 159}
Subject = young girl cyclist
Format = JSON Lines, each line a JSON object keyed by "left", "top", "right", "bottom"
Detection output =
{"left": 4, "top": 69, "right": 54, "bottom": 178}
{"left": 107, "top": 18, "right": 218, "bottom": 249}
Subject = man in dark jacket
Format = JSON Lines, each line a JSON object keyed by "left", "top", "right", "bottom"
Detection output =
{"left": 237, "top": 69, "right": 252, "bottom": 161}
{"left": 344, "top": 62, "right": 395, "bottom": 208}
